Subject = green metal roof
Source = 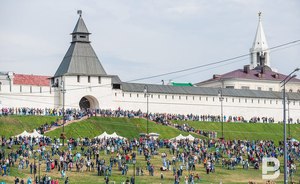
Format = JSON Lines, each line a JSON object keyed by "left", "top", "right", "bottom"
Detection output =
{"left": 171, "top": 82, "right": 193, "bottom": 87}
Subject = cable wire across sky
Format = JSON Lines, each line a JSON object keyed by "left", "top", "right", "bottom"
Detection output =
{"left": 1, "top": 39, "right": 299, "bottom": 98}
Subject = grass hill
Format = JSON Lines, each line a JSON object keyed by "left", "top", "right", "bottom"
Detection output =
{"left": 1, "top": 116, "right": 299, "bottom": 143}
{"left": 45, "top": 117, "right": 203, "bottom": 139}
{"left": 174, "top": 120, "right": 300, "bottom": 144}
{"left": 0, "top": 116, "right": 58, "bottom": 137}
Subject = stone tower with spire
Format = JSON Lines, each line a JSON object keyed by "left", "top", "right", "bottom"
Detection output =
{"left": 250, "top": 12, "right": 270, "bottom": 70}
{"left": 52, "top": 11, "right": 114, "bottom": 110}
{"left": 54, "top": 11, "right": 107, "bottom": 77}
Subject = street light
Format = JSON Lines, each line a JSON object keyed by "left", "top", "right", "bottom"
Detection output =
{"left": 132, "top": 158, "right": 136, "bottom": 183}
{"left": 38, "top": 157, "right": 41, "bottom": 184}
{"left": 287, "top": 97, "right": 291, "bottom": 139}
{"left": 33, "top": 151, "right": 36, "bottom": 182}
{"left": 280, "top": 67, "right": 299, "bottom": 184}
{"left": 144, "top": 85, "right": 149, "bottom": 135}
{"left": 61, "top": 80, "right": 66, "bottom": 147}
{"left": 218, "top": 88, "right": 224, "bottom": 139}
{"left": 53, "top": 79, "right": 66, "bottom": 147}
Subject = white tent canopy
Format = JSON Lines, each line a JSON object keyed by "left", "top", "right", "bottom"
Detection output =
{"left": 95, "top": 132, "right": 126, "bottom": 139}
{"left": 149, "top": 132, "right": 160, "bottom": 140}
{"left": 31, "top": 129, "right": 43, "bottom": 138}
{"left": 186, "top": 134, "right": 195, "bottom": 141}
{"left": 170, "top": 134, "right": 185, "bottom": 141}
{"left": 170, "top": 134, "right": 195, "bottom": 141}
{"left": 15, "top": 131, "right": 30, "bottom": 137}
{"left": 290, "top": 138, "right": 299, "bottom": 143}
{"left": 15, "top": 130, "right": 44, "bottom": 138}
{"left": 110, "top": 132, "right": 119, "bottom": 138}
{"left": 149, "top": 132, "right": 160, "bottom": 136}
{"left": 111, "top": 132, "right": 126, "bottom": 139}
{"left": 94, "top": 131, "right": 109, "bottom": 139}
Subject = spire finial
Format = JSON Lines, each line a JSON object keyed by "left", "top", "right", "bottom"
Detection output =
{"left": 77, "top": 10, "right": 82, "bottom": 17}
{"left": 258, "top": 11, "right": 262, "bottom": 20}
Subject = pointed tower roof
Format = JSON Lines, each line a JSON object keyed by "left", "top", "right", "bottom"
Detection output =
{"left": 72, "top": 10, "right": 90, "bottom": 34}
{"left": 252, "top": 12, "right": 268, "bottom": 51}
{"left": 54, "top": 11, "right": 107, "bottom": 77}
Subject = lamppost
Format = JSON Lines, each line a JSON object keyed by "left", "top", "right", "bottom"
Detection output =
{"left": 33, "top": 151, "right": 36, "bottom": 182}
{"left": 61, "top": 80, "right": 66, "bottom": 147}
{"left": 132, "top": 158, "right": 136, "bottom": 183}
{"left": 280, "top": 67, "right": 299, "bottom": 184}
{"left": 144, "top": 85, "right": 149, "bottom": 135}
{"left": 53, "top": 79, "right": 66, "bottom": 147}
{"left": 287, "top": 97, "right": 291, "bottom": 139}
{"left": 218, "top": 88, "right": 224, "bottom": 139}
{"left": 38, "top": 156, "right": 41, "bottom": 184}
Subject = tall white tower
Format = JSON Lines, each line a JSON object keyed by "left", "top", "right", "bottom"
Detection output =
{"left": 250, "top": 12, "right": 270, "bottom": 69}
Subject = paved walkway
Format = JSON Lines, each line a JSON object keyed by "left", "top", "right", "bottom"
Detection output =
{"left": 45, "top": 116, "right": 88, "bottom": 133}
{"left": 141, "top": 117, "right": 207, "bottom": 139}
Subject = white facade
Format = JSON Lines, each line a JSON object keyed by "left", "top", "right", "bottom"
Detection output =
{"left": 198, "top": 78, "right": 300, "bottom": 93}
{"left": 1, "top": 76, "right": 300, "bottom": 123}
{"left": 0, "top": 73, "right": 54, "bottom": 108}
{"left": 110, "top": 89, "right": 300, "bottom": 123}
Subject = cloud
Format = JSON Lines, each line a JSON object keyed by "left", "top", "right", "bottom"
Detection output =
{"left": 166, "top": 3, "right": 203, "bottom": 15}
{"left": 0, "top": 0, "right": 299, "bottom": 83}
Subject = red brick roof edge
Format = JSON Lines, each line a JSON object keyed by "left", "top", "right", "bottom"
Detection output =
{"left": 13, "top": 74, "right": 50, "bottom": 86}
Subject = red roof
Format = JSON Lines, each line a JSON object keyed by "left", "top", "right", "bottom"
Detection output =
{"left": 198, "top": 68, "right": 300, "bottom": 85}
{"left": 13, "top": 74, "right": 50, "bottom": 86}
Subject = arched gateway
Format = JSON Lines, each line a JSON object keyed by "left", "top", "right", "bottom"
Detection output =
{"left": 79, "top": 95, "right": 99, "bottom": 110}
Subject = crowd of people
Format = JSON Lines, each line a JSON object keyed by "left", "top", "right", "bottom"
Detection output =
{"left": 0, "top": 131, "right": 299, "bottom": 183}
{"left": 0, "top": 108, "right": 88, "bottom": 119}
{"left": 0, "top": 107, "right": 299, "bottom": 183}
{"left": 2, "top": 107, "right": 297, "bottom": 124}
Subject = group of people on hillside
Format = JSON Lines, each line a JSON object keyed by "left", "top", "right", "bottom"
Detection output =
{"left": 0, "top": 107, "right": 87, "bottom": 120}
{"left": 2, "top": 106, "right": 298, "bottom": 124}
{"left": 0, "top": 132, "right": 299, "bottom": 183}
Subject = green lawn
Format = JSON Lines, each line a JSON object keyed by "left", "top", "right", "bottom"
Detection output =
{"left": 0, "top": 116, "right": 59, "bottom": 137}
{"left": 173, "top": 121, "right": 300, "bottom": 144}
{"left": 1, "top": 116, "right": 299, "bottom": 144}
{"left": 0, "top": 147, "right": 298, "bottom": 184}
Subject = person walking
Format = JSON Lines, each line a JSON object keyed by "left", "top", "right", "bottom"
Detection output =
{"left": 64, "top": 177, "right": 69, "bottom": 184}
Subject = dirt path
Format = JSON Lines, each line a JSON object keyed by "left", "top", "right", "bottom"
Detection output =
{"left": 45, "top": 116, "right": 88, "bottom": 133}
{"left": 141, "top": 117, "right": 208, "bottom": 139}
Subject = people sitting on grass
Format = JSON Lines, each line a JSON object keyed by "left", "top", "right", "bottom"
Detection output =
{"left": 0, "top": 129, "right": 299, "bottom": 183}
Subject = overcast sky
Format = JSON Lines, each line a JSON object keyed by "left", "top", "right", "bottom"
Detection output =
{"left": 1, "top": 0, "right": 299, "bottom": 84}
